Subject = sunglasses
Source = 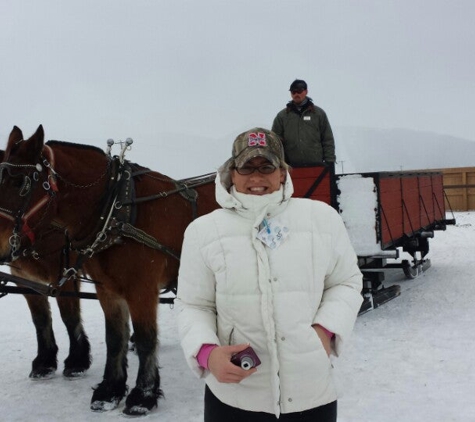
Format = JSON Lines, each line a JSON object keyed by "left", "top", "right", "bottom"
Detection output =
{"left": 291, "top": 89, "right": 305, "bottom": 94}
{"left": 235, "top": 164, "right": 278, "bottom": 175}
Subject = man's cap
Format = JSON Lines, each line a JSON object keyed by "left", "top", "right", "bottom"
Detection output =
{"left": 231, "top": 128, "right": 285, "bottom": 169}
{"left": 289, "top": 79, "right": 307, "bottom": 91}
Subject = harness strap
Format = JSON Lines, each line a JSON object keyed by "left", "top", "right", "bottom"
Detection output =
{"left": 0, "top": 210, "right": 14, "bottom": 222}
{"left": 121, "top": 176, "right": 214, "bottom": 206}
{"left": 176, "top": 182, "right": 199, "bottom": 220}
{"left": 57, "top": 253, "right": 86, "bottom": 288}
{"left": 117, "top": 222, "right": 180, "bottom": 261}
{"left": 121, "top": 184, "right": 192, "bottom": 205}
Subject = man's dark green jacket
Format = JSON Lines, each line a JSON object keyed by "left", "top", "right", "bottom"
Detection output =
{"left": 272, "top": 100, "right": 336, "bottom": 166}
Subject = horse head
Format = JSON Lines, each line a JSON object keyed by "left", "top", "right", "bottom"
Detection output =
{"left": 0, "top": 125, "right": 57, "bottom": 262}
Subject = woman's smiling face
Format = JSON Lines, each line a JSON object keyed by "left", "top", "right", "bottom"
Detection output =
{"left": 231, "top": 156, "right": 285, "bottom": 196}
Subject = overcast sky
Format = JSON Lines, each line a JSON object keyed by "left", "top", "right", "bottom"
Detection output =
{"left": 1, "top": 1, "right": 474, "bottom": 176}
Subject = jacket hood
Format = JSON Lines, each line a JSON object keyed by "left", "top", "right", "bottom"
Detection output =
{"left": 215, "top": 158, "right": 294, "bottom": 213}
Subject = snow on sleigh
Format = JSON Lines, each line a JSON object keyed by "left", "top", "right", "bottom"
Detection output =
{"left": 291, "top": 164, "right": 456, "bottom": 314}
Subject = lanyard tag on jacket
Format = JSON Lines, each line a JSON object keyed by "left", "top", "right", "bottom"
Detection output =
{"left": 257, "top": 217, "right": 289, "bottom": 249}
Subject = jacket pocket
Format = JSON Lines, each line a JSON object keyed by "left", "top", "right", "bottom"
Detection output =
{"left": 309, "top": 326, "right": 331, "bottom": 362}
{"left": 217, "top": 322, "right": 234, "bottom": 346}
{"left": 227, "top": 327, "right": 235, "bottom": 345}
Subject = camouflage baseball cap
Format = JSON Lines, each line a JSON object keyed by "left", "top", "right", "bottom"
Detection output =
{"left": 232, "top": 128, "right": 285, "bottom": 169}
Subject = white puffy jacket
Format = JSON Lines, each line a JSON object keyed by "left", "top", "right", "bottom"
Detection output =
{"left": 176, "top": 166, "right": 363, "bottom": 417}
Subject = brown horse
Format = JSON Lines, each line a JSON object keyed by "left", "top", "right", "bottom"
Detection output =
{"left": 0, "top": 125, "right": 218, "bottom": 415}
{"left": 1, "top": 147, "right": 91, "bottom": 379}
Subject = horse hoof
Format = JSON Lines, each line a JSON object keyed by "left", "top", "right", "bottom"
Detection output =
{"left": 63, "top": 368, "right": 87, "bottom": 379}
{"left": 90, "top": 398, "right": 121, "bottom": 412}
{"left": 29, "top": 368, "right": 56, "bottom": 380}
{"left": 91, "top": 380, "right": 127, "bottom": 412}
{"left": 123, "top": 405, "right": 151, "bottom": 416}
{"left": 123, "top": 387, "right": 160, "bottom": 416}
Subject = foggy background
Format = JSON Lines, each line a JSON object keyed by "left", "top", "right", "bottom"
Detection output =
{"left": 1, "top": 0, "right": 474, "bottom": 177}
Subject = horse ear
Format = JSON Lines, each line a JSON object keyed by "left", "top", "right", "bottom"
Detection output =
{"left": 0, "top": 149, "right": 4, "bottom": 163}
{"left": 5, "top": 126, "right": 24, "bottom": 158}
{"left": 8, "top": 126, "right": 24, "bottom": 145}
{"left": 33, "top": 125, "right": 45, "bottom": 143}
{"left": 25, "top": 125, "right": 45, "bottom": 160}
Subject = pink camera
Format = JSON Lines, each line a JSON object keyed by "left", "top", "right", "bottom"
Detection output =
{"left": 231, "top": 346, "right": 261, "bottom": 370}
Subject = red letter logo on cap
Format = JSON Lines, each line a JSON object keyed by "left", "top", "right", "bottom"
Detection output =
{"left": 248, "top": 132, "right": 267, "bottom": 147}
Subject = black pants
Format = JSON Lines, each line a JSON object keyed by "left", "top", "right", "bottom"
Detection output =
{"left": 204, "top": 386, "right": 337, "bottom": 422}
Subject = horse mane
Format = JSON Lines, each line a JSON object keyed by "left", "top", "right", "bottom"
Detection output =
{"left": 46, "top": 140, "right": 106, "bottom": 156}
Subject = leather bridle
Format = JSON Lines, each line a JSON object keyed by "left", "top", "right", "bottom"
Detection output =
{"left": 0, "top": 145, "right": 58, "bottom": 261}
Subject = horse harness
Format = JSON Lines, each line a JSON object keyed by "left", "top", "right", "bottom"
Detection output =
{"left": 0, "top": 144, "right": 216, "bottom": 294}
{"left": 57, "top": 159, "right": 215, "bottom": 290}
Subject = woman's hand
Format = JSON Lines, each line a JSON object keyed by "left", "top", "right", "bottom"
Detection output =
{"left": 208, "top": 343, "right": 258, "bottom": 383}
{"left": 312, "top": 324, "right": 333, "bottom": 356}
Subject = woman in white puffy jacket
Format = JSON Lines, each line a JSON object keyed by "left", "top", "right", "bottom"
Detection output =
{"left": 176, "top": 127, "right": 363, "bottom": 422}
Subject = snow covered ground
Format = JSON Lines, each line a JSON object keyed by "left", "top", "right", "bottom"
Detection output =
{"left": 0, "top": 212, "right": 473, "bottom": 421}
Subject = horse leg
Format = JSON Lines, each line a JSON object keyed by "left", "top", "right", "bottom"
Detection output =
{"left": 90, "top": 289, "right": 130, "bottom": 412}
{"left": 56, "top": 294, "right": 91, "bottom": 378}
{"left": 23, "top": 294, "right": 58, "bottom": 379}
{"left": 123, "top": 294, "right": 162, "bottom": 416}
